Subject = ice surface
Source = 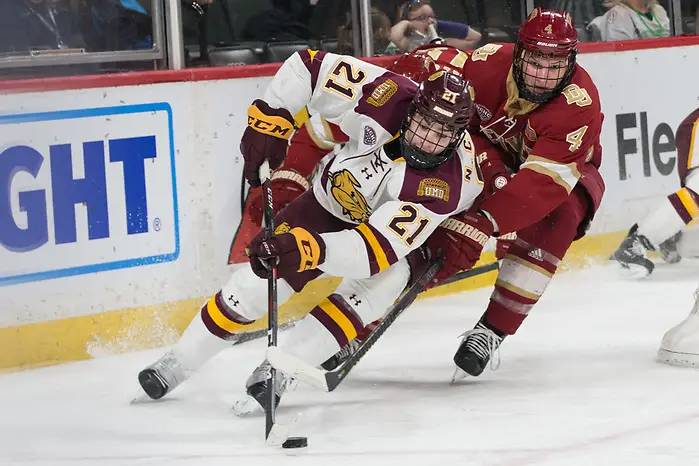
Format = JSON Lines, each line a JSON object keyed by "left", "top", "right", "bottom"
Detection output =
{"left": 2, "top": 261, "right": 699, "bottom": 466}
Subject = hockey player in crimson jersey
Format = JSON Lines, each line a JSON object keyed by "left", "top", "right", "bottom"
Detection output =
{"left": 612, "top": 106, "right": 699, "bottom": 278}
{"left": 136, "top": 50, "right": 492, "bottom": 408}
{"left": 441, "top": 8, "right": 606, "bottom": 380}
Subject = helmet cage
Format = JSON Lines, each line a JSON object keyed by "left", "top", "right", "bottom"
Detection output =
{"left": 513, "top": 44, "right": 576, "bottom": 104}
{"left": 400, "top": 109, "right": 466, "bottom": 170}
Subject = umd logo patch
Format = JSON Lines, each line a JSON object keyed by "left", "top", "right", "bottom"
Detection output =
{"left": 367, "top": 79, "right": 398, "bottom": 107}
{"left": 417, "top": 178, "right": 450, "bottom": 202}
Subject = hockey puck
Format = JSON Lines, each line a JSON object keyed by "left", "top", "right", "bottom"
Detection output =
{"left": 282, "top": 436, "right": 308, "bottom": 449}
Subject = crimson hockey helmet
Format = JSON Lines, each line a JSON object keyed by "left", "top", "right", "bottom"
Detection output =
{"left": 513, "top": 8, "right": 578, "bottom": 104}
{"left": 389, "top": 52, "right": 438, "bottom": 83}
{"left": 400, "top": 71, "right": 475, "bottom": 170}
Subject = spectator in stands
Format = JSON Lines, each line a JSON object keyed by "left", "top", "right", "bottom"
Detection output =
{"left": 386, "top": 0, "right": 481, "bottom": 53}
{"left": 588, "top": 0, "right": 670, "bottom": 41}
{"left": 337, "top": 7, "right": 393, "bottom": 55}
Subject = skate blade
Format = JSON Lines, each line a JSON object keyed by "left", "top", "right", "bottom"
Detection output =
{"left": 450, "top": 366, "right": 469, "bottom": 385}
{"left": 617, "top": 262, "right": 652, "bottom": 280}
{"left": 232, "top": 394, "right": 262, "bottom": 417}
{"left": 130, "top": 388, "right": 157, "bottom": 405}
{"left": 657, "top": 348, "right": 699, "bottom": 368}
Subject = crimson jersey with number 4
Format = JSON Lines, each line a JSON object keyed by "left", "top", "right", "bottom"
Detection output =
{"left": 463, "top": 43, "right": 605, "bottom": 235}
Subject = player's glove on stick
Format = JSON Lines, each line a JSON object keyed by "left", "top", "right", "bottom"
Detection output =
{"left": 240, "top": 99, "right": 295, "bottom": 187}
{"left": 425, "top": 211, "right": 493, "bottom": 287}
{"left": 248, "top": 227, "right": 326, "bottom": 279}
{"left": 248, "top": 169, "right": 311, "bottom": 226}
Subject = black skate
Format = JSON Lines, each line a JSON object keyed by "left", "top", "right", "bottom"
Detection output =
{"left": 138, "top": 368, "right": 170, "bottom": 400}
{"left": 233, "top": 361, "right": 294, "bottom": 416}
{"left": 321, "top": 320, "right": 379, "bottom": 370}
{"left": 452, "top": 317, "right": 506, "bottom": 381}
{"left": 659, "top": 231, "right": 683, "bottom": 264}
{"left": 135, "top": 351, "right": 190, "bottom": 402}
{"left": 321, "top": 338, "right": 362, "bottom": 370}
{"left": 611, "top": 224, "right": 655, "bottom": 278}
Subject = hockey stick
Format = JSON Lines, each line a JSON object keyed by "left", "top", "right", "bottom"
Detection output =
{"left": 267, "top": 253, "right": 445, "bottom": 392}
{"left": 258, "top": 161, "right": 295, "bottom": 446}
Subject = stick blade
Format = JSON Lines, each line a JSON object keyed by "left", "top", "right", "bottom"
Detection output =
{"left": 264, "top": 415, "right": 299, "bottom": 446}
{"left": 266, "top": 347, "right": 330, "bottom": 391}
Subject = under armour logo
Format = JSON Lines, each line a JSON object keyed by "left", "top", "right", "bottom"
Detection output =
{"left": 228, "top": 295, "right": 240, "bottom": 307}
{"left": 361, "top": 167, "right": 373, "bottom": 180}
{"left": 349, "top": 294, "right": 362, "bottom": 306}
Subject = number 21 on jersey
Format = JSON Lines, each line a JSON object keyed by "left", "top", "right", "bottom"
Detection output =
{"left": 388, "top": 203, "right": 431, "bottom": 246}
{"left": 323, "top": 60, "right": 367, "bottom": 99}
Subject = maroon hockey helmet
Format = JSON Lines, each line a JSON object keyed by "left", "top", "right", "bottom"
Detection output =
{"left": 389, "top": 52, "right": 438, "bottom": 83}
{"left": 513, "top": 8, "right": 578, "bottom": 104}
{"left": 400, "top": 71, "right": 475, "bottom": 170}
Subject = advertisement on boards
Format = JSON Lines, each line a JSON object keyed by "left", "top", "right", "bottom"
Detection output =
{"left": 0, "top": 103, "right": 179, "bottom": 287}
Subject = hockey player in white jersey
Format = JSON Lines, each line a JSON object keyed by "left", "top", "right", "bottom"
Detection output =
{"left": 612, "top": 106, "right": 699, "bottom": 277}
{"left": 658, "top": 284, "right": 699, "bottom": 367}
{"left": 136, "top": 50, "right": 495, "bottom": 408}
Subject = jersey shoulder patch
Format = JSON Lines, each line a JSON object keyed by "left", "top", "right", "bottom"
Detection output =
{"left": 355, "top": 72, "right": 417, "bottom": 135}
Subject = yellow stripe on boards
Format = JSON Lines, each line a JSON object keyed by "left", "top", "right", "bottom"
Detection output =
{"left": 1, "top": 231, "right": 628, "bottom": 371}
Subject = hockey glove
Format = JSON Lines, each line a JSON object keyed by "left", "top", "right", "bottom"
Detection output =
{"left": 248, "top": 227, "right": 326, "bottom": 279}
{"left": 240, "top": 99, "right": 295, "bottom": 187}
{"left": 477, "top": 149, "right": 512, "bottom": 195}
{"left": 247, "top": 169, "right": 311, "bottom": 226}
{"left": 424, "top": 211, "right": 493, "bottom": 287}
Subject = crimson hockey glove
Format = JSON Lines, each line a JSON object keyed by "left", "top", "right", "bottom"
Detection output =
{"left": 247, "top": 227, "right": 326, "bottom": 279}
{"left": 424, "top": 211, "right": 494, "bottom": 288}
{"left": 477, "top": 149, "right": 512, "bottom": 195}
{"left": 240, "top": 99, "right": 295, "bottom": 187}
{"left": 247, "top": 169, "right": 311, "bottom": 226}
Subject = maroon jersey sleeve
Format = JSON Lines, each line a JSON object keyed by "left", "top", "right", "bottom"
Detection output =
{"left": 479, "top": 67, "right": 605, "bottom": 234}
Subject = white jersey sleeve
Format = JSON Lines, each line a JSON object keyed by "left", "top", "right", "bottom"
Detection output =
{"left": 263, "top": 50, "right": 418, "bottom": 155}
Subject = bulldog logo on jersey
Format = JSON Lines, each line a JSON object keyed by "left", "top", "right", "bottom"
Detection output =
{"left": 329, "top": 169, "right": 371, "bottom": 222}
{"left": 417, "top": 178, "right": 450, "bottom": 202}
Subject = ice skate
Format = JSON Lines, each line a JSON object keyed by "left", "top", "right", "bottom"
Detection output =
{"left": 611, "top": 224, "right": 655, "bottom": 278}
{"left": 452, "top": 317, "right": 506, "bottom": 382}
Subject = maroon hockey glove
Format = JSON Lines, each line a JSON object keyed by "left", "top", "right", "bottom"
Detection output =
{"left": 424, "top": 211, "right": 494, "bottom": 287}
{"left": 247, "top": 169, "right": 311, "bottom": 226}
{"left": 247, "top": 227, "right": 326, "bottom": 279}
{"left": 240, "top": 99, "right": 295, "bottom": 187}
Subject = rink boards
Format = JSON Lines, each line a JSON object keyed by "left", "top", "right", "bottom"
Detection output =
{"left": 0, "top": 37, "right": 698, "bottom": 370}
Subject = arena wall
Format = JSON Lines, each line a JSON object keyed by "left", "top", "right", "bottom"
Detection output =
{"left": 1, "top": 36, "right": 698, "bottom": 370}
